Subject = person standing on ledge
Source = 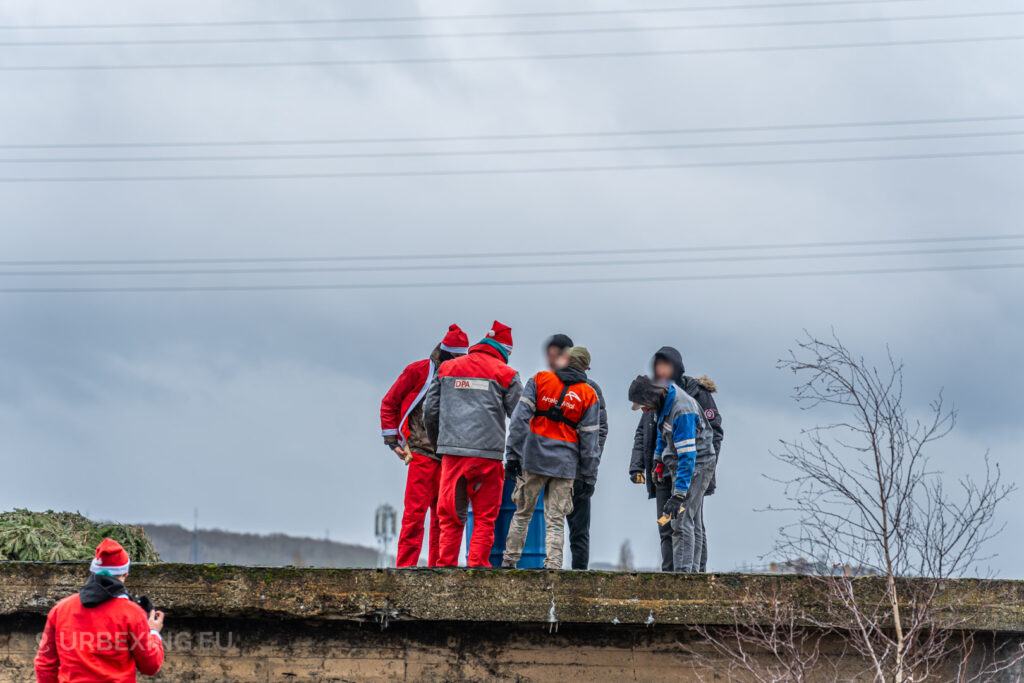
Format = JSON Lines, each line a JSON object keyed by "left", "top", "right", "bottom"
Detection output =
{"left": 503, "top": 345, "right": 602, "bottom": 570}
{"left": 628, "top": 374, "right": 717, "bottom": 573}
{"left": 380, "top": 323, "right": 469, "bottom": 567}
{"left": 630, "top": 347, "right": 723, "bottom": 572}
{"left": 543, "top": 335, "right": 609, "bottom": 570}
{"left": 424, "top": 321, "right": 522, "bottom": 567}
{"left": 34, "top": 538, "right": 165, "bottom": 683}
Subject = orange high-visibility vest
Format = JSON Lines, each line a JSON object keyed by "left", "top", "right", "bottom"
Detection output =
{"left": 529, "top": 370, "right": 598, "bottom": 444}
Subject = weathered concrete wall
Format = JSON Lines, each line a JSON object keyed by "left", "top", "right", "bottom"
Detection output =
{"left": 1, "top": 564, "right": 1023, "bottom": 682}
{"left": 4, "top": 615, "right": 873, "bottom": 682}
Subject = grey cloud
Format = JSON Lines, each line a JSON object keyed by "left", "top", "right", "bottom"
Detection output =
{"left": 1, "top": 0, "right": 1022, "bottom": 573}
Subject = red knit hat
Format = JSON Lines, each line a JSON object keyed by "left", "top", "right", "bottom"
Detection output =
{"left": 90, "top": 538, "right": 131, "bottom": 575}
{"left": 482, "top": 320, "right": 513, "bottom": 358}
{"left": 440, "top": 324, "right": 469, "bottom": 355}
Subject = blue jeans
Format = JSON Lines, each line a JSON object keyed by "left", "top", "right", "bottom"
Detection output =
{"left": 668, "top": 455, "right": 717, "bottom": 573}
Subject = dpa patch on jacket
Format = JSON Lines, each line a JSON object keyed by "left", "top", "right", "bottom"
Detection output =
{"left": 454, "top": 378, "right": 490, "bottom": 390}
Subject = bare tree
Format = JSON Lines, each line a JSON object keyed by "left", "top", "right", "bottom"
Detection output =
{"left": 691, "top": 582, "right": 844, "bottom": 683}
{"left": 692, "top": 332, "right": 1021, "bottom": 682}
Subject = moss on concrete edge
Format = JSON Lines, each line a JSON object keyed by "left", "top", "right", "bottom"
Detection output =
{"left": 1, "top": 563, "right": 1023, "bottom": 632}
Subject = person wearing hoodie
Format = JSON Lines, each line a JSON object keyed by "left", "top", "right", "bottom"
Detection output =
{"left": 544, "top": 334, "right": 608, "bottom": 569}
{"left": 423, "top": 321, "right": 523, "bottom": 567}
{"left": 503, "top": 346, "right": 602, "bottom": 569}
{"left": 629, "top": 347, "right": 723, "bottom": 571}
{"left": 34, "top": 538, "right": 165, "bottom": 683}
{"left": 628, "top": 374, "right": 717, "bottom": 573}
{"left": 380, "top": 324, "right": 470, "bottom": 567}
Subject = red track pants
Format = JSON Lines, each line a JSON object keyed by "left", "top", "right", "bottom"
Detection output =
{"left": 396, "top": 453, "right": 442, "bottom": 567}
{"left": 436, "top": 454, "right": 504, "bottom": 567}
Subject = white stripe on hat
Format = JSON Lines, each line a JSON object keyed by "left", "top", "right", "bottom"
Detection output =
{"left": 90, "top": 558, "right": 131, "bottom": 575}
{"left": 440, "top": 343, "right": 469, "bottom": 354}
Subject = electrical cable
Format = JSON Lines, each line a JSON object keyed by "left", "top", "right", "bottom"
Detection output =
{"left": 0, "top": 0, "right": 943, "bottom": 31}
{"left": 6, "top": 114, "right": 1022, "bottom": 150}
{"left": 1, "top": 262, "right": 1021, "bottom": 294}
{"left": 5, "top": 10, "right": 1021, "bottom": 47}
{"left": 3, "top": 233, "right": 1021, "bottom": 267}
{"left": 1, "top": 148, "right": 1022, "bottom": 182}
{"left": 3, "top": 33, "right": 1022, "bottom": 71}
{"left": 4, "top": 129, "right": 1022, "bottom": 164}
{"left": 2, "top": 244, "right": 1023, "bottom": 277}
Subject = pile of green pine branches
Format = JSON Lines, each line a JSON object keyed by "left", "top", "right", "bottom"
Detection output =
{"left": 0, "top": 509, "right": 158, "bottom": 563}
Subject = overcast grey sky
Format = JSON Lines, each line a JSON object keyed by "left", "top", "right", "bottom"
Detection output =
{"left": 1, "top": 0, "right": 1022, "bottom": 574}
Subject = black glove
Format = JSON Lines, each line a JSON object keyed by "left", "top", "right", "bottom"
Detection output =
{"left": 384, "top": 436, "right": 399, "bottom": 451}
{"left": 505, "top": 460, "right": 522, "bottom": 480}
{"left": 630, "top": 472, "right": 645, "bottom": 484}
{"left": 662, "top": 492, "right": 687, "bottom": 520}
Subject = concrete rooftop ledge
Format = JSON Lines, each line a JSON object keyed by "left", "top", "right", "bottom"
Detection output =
{"left": 2, "top": 563, "right": 1023, "bottom": 633}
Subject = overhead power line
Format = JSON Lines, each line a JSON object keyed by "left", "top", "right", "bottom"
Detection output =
{"left": 6, "top": 10, "right": 1021, "bottom": 47}
{"left": 3, "top": 245, "right": 1023, "bottom": 278}
{"left": 0, "top": 0, "right": 940, "bottom": 31}
{"left": 6, "top": 114, "right": 1022, "bottom": 150}
{"left": 5, "top": 129, "right": 1023, "bottom": 164}
{"left": 4, "top": 234, "right": 1021, "bottom": 267}
{"left": 3, "top": 33, "right": 1022, "bottom": 71}
{"left": 1, "top": 262, "right": 1021, "bottom": 294}
{"left": 2, "top": 148, "right": 1022, "bottom": 182}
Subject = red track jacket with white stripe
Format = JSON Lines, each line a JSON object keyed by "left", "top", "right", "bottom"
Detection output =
{"left": 381, "top": 351, "right": 440, "bottom": 459}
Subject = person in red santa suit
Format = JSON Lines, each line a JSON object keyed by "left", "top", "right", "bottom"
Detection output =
{"left": 423, "top": 321, "right": 523, "bottom": 567}
{"left": 381, "top": 323, "right": 470, "bottom": 567}
{"left": 34, "top": 538, "right": 165, "bottom": 683}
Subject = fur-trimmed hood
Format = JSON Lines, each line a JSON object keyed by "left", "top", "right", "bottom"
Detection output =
{"left": 694, "top": 376, "right": 717, "bottom": 393}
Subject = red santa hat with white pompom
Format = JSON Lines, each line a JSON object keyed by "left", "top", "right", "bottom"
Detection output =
{"left": 90, "top": 538, "right": 131, "bottom": 576}
{"left": 439, "top": 323, "right": 469, "bottom": 355}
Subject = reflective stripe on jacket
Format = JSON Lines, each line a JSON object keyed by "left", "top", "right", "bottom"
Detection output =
{"left": 654, "top": 384, "right": 716, "bottom": 494}
{"left": 529, "top": 371, "right": 593, "bottom": 443}
{"left": 507, "top": 370, "right": 602, "bottom": 483}
{"left": 422, "top": 343, "right": 522, "bottom": 460}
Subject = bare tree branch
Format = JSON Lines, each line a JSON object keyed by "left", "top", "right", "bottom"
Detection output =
{"left": 696, "top": 331, "right": 1018, "bottom": 682}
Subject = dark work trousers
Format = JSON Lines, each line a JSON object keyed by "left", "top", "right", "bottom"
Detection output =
{"left": 566, "top": 480, "right": 595, "bottom": 570}
{"left": 655, "top": 476, "right": 674, "bottom": 572}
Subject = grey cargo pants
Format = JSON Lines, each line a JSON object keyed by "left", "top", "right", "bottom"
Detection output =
{"left": 667, "top": 454, "right": 717, "bottom": 573}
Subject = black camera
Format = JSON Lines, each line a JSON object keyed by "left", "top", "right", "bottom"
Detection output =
{"left": 134, "top": 595, "right": 155, "bottom": 616}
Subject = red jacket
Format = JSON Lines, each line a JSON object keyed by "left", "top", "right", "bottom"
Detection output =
{"left": 35, "top": 577, "right": 164, "bottom": 683}
{"left": 381, "top": 356, "right": 437, "bottom": 456}
{"left": 422, "top": 343, "right": 524, "bottom": 460}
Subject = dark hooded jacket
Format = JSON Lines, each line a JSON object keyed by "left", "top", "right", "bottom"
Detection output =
{"left": 629, "top": 346, "right": 724, "bottom": 498}
{"left": 79, "top": 573, "right": 130, "bottom": 607}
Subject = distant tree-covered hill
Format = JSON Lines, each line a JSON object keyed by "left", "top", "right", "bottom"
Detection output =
{"left": 141, "top": 524, "right": 379, "bottom": 567}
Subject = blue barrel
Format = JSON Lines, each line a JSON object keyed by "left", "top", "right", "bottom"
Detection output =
{"left": 466, "top": 477, "right": 547, "bottom": 568}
